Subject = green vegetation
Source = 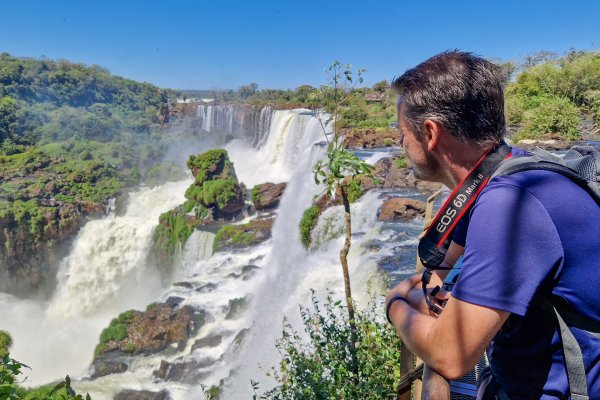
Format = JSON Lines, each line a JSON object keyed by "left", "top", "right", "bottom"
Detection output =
{"left": 345, "top": 178, "right": 364, "bottom": 203}
{"left": 394, "top": 157, "right": 408, "bottom": 169}
{"left": 250, "top": 185, "right": 263, "bottom": 205}
{"left": 94, "top": 310, "right": 136, "bottom": 356}
{"left": 213, "top": 218, "right": 273, "bottom": 252}
{"left": 197, "top": 179, "right": 238, "bottom": 209}
{"left": 1, "top": 331, "right": 91, "bottom": 399}
{"left": 214, "top": 225, "right": 255, "bottom": 251}
{"left": 505, "top": 50, "right": 600, "bottom": 140}
{"left": 254, "top": 292, "right": 402, "bottom": 399}
{"left": 152, "top": 210, "right": 198, "bottom": 271}
{"left": 0, "top": 331, "right": 12, "bottom": 357}
{"left": 187, "top": 149, "right": 232, "bottom": 183}
{"left": 299, "top": 206, "right": 321, "bottom": 248}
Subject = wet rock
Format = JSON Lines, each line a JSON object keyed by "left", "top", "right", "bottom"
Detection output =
{"left": 213, "top": 217, "right": 274, "bottom": 252}
{"left": 113, "top": 389, "right": 171, "bottom": 400}
{"left": 165, "top": 296, "right": 185, "bottom": 307}
{"left": 94, "top": 302, "right": 203, "bottom": 360}
{"left": 192, "top": 334, "right": 223, "bottom": 351}
{"left": 173, "top": 281, "right": 193, "bottom": 289}
{"left": 241, "top": 264, "right": 260, "bottom": 280}
{"left": 225, "top": 297, "right": 250, "bottom": 320}
{"left": 378, "top": 198, "right": 427, "bottom": 221}
{"left": 196, "top": 282, "right": 217, "bottom": 293}
{"left": 251, "top": 182, "right": 287, "bottom": 210}
{"left": 153, "top": 358, "right": 217, "bottom": 383}
{"left": 90, "top": 359, "right": 128, "bottom": 379}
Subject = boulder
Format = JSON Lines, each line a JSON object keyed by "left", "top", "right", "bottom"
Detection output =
{"left": 93, "top": 302, "right": 204, "bottom": 365}
{"left": 378, "top": 198, "right": 427, "bottom": 221}
{"left": 90, "top": 358, "right": 128, "bottom": 379}
{"left": 251, "top": 182, "right": 287, "bottom": 210}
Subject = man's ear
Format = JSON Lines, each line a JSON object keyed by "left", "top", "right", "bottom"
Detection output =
{"left": 423, "top": 119, "right": 441, "bottom": 151}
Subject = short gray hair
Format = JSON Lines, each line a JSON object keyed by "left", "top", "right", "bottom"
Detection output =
{"left": 392, "top": 50, "right": 506, "bottom": 146}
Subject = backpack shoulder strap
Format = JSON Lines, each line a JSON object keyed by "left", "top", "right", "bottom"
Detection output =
{"left": 492, "top": 147, "right": 600, "bottom": 207}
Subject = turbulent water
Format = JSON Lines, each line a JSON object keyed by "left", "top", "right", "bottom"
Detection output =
{"left": 0, "top": 107, "right": 422, "bottom": 399}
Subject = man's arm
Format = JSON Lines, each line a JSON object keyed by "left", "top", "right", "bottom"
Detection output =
{"left": 386, "top": 275, "right": 509, "bottom": 380}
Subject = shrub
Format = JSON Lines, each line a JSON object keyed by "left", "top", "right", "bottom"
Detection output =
{"left": 299, "top": 206, "right": 321, "bottom": 248}
{"left": 255, "top": 291, "right": 402, "bottom": 399}
{"left": 394, "top": 157, "right": 407, "bottom": 169}
{"left": 0, "top": 330, "right": 12, "bottom": 356}
{"left": 514, "top": 96, "right": 581, "bottom": 141}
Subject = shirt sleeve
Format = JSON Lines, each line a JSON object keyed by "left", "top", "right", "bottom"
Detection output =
{"left": 451, "top": 181, "right": 564, "bottom": 316}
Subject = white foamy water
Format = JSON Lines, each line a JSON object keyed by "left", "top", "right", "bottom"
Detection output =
{"left": 0, "top": 107, "right": 422, "bottom": 400}
{"left": 0, "top": 179, "right": 191, "bottom": 385}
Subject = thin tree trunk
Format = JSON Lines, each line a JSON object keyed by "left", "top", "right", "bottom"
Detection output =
{"left": 339, "top": 184, "right": 358, "bottom": 381}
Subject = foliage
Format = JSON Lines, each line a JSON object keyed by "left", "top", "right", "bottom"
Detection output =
{"left": 505, "top": 50, "right": 600, "bottom": 139}
{"left": 394, "top": 157, "right": 407, "bottom": 169}
{"left": 299, "top": 206, "right": 321, "bottom": 248}
{"left": 250, "top": 185, "right": 263, "bottom": 205}
{"left": 255, "top": 291, "right": 402, "bottom": 399}
{"left": 186, "top": 149, "right": 230, "bottom": 184}
{"left": 0, "top": 332, "right": 12, "bottom": 358}
{"left": 94, "top": 310, "right": 136, "bottom": 356}
{"left": 345, "top": 178, "right": 364, "bottom": 203}
{"left": 152, "top": 210, "right": 198, "bottom": 270}
{"left": 513, "top": 96, "right": 581, "bottom": 141}
{"left": 0, "top": 355, "right": 91, "bottom": 400}
{"left": 214, "top": 225, "right": 255, "bottom": 251}
{"left": 199, "top": 179, "right": 238, "bottom": 209}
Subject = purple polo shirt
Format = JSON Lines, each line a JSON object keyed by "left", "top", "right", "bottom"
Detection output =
{"left": 451, "top": 148, "right": 600, "bottom": 399}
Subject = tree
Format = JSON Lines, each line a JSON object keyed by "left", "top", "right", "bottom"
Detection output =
{"left": 372, "top": 79, "right": 389, "bottom": 93}
{"left": 238, "top": 82, "right": 258, "bottom": 99}
{"left": 311, "top": 62, "right": 374, "bottom": 381}
{"left": 0, "top": 96, "right": 18, "bottom": 142}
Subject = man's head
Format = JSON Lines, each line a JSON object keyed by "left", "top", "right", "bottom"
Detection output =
{"left": 392, "top": 51, "right": 506, "bottom": 147}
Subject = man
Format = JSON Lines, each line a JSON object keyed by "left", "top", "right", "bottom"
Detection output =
{"left": 385, "top": 51, "right": 600, "bottom": 399}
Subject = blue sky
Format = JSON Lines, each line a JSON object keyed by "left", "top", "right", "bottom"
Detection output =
{"left": 1, "top": 0, "right": 598, "bottom": 90}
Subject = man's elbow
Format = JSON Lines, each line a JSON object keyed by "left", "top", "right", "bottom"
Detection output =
{"left": 431, "top": 356, "right": 475, "bottom": 381}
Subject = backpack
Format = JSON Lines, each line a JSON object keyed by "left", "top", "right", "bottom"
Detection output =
{"left": 491, "top": 144, "right": 600, "bottom": 400}
{"left": 491, "top": 145, "right": 600, "bottom": 206}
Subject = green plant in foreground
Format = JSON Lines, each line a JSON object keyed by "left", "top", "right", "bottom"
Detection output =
{"left": 0, "top": 354, "right": 91, "bottom": 400}
{"left": 255, "top": 291, "right": 402, "bottom": 399}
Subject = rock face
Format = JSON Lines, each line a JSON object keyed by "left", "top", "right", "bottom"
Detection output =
{"left": 378, "top": 198, "right": 427, "bottom": 221}
{"left": 91, "top": 301, "right": 203, "bottom": 378}
{"left": 251, "top": 182, "right": 286, "bottom": 210}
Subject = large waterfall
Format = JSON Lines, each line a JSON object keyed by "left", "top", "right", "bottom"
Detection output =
{"left": 0, "top": 107, "right": 420, "bottom": 400}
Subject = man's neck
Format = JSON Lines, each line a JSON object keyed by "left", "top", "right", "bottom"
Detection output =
{"left": 437, "top": 141, "right": 494, "bottom": 190}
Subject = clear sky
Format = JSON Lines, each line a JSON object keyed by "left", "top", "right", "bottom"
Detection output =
{"left": 1, "top": 0, "right": 598, "bottom": 90}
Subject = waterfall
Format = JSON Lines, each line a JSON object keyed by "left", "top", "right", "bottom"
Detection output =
{"left": 196, "top": 104, "right": 273, "bottom": 147}
{"left": 0, "top": 106, "right": 423, "bottom": 400}
{"left": 180, "top": 230, "right": 215, "bottom": 272}
{"left": 0, "top": 179, "right": 192, "bottom": 386}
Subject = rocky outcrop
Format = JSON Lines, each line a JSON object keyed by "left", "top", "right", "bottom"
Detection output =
{"left": 513, "top": 133, "right": 572, "bottom": 151}
{"left": 113, "top": 390, "right": 171, "bottom": 400}
{"left": 151, "top": 149, "right": 247, "bottom": 279}
{"left": 91, "top": 301, "right": 204, "bottom": 378}
{"left": 213, "top": 217, "right": 274, "bottom": 252}
{"left": 378, "top": 198, "right": 427, "bottom": 221}
{"left": 342, "top": 128, "right": 401, "bottom": 149}
{"left": 251, "top": 182, "right": 286, "bottom": 210}
{"left": 0, "top": 150, "right": 113, "bottom": 299}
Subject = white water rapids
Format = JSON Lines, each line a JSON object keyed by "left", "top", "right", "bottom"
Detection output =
{"left": 0, "top": 108, "right": 421, "bottom": 399}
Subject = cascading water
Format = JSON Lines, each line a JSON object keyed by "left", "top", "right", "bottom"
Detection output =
{"left": 0, "top": 179, "right": 192, "bottom": 385}
{"left": 0, "top": 106, "right": 423, "bottom": 400}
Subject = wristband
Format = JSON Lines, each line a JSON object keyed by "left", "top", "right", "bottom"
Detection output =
{"left": 386, "top": 295, "right": 408, "bottom": 324}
